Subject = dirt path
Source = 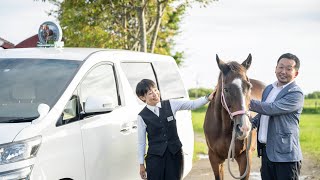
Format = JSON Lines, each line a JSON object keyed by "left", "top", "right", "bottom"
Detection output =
{"left": 184, "top": 134, "right": 320, "bottom": 180}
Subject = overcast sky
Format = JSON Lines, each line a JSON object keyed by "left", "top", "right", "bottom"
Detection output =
{"left": 0, "top": 0, "right": 319, "bottom": 94}
{"left": 176, "top": 0, "right": 320, "bottom": 94}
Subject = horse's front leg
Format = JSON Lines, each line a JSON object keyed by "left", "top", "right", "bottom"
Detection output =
{"left": 208, "top": 149, "right": 224, "bottom": 180}
{"left": 235, "top": 151, "right": 252, "bottom": 180}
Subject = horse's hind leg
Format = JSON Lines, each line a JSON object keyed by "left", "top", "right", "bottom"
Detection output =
{"left": 235, "top": 152, "right": 252, "bottom": 180}
{"left": 208, "top": 149, "right": 224, "bottom": 180}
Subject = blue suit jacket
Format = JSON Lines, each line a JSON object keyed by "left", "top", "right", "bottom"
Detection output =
{"left": 251, "top": 81, "right": 304, "bottom": 162}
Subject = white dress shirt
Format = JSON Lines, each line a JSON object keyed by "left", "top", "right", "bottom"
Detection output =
{"left": 137, "top": 97, "right": 209, "bottom": 164}
{"left": 258, "top": 81, "right": 293, "bottom": 144}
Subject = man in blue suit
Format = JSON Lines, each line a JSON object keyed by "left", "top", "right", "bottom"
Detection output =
{"left": 250, "top": 53, "right": 304, "bottom": 180}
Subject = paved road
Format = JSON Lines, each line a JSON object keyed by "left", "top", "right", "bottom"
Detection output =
{"left": 185, "top": 132, "right": 320, "bottom": 180}
{"left": 184, "top": 154, "right": 319, "bottom": 180}
{"left": 184, "top": 154, "right": 261, "bottom": 180}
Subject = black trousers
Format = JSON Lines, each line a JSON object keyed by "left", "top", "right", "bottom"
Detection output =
{"left": 145, "top": 148, "right": 183, "bottom": 180}
{"left": 261, "top": 146, "right": 301, "bottom": 180}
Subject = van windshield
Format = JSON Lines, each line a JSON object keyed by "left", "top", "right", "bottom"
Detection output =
{"left": 0, "top": 58, "right": 81, "bottom": 123}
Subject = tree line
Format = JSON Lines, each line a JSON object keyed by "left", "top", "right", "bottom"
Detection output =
{"left": 189, "top": 88, "right": 320, "bottom": 99}
{"left": 188, "top": 87, "right": 213, "bottom": 98}
{"left": 305, "top": 91, "right": 320, "bottom": 99}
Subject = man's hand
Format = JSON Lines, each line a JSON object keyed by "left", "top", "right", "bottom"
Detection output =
{"left": 139, "top": 164, "right": 147, "bottom": 179}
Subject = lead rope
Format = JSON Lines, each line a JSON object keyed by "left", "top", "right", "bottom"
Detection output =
{"left": 220, "top": 75, "right": 252, "bottom": 179}
{"left": 227, "top": 121, "right": 252, "bottom": 179}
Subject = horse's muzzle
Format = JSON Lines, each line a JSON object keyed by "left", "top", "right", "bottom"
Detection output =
{"left": 235, "top": 115, "right": 251, "bottom": 140}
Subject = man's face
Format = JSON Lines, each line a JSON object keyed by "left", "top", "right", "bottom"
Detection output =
{"left": 139, "top": 87, "right": 160, "bottom": 106}
{"left": 275, "top": 58, "right": 299, "bottom": 86}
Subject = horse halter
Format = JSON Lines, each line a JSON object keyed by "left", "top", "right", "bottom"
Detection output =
{"left": 220, "top": 76, "right": 250, "bottom": 120}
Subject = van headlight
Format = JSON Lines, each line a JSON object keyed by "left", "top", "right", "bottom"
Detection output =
{"left": 0, "top": 166, "right": 33, "bottom": 180}
{"left": 0, "top": 136, "right": 41, "bottom": 165}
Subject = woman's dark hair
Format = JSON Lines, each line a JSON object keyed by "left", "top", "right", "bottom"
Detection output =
{"left": 277, "top": 53, "right": 300, "bottom": 70}
{"left": 136, "top": 79, "right": 157, "bottom": 97}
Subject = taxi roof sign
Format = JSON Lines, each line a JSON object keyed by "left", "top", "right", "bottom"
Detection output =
{"left": 37, "top": 21, "right": 64, "bottom": 48}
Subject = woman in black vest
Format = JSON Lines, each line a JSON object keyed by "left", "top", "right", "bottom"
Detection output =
{"left": 136, "top": 79, "right": 213, "bottom": 180}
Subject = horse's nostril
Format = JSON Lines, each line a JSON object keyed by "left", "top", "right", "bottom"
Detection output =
{"left": 236, "top": 124, "right": 242, "bottom": 133}
{"left": 236, "top": 128, "right": 243, "bottom": 139}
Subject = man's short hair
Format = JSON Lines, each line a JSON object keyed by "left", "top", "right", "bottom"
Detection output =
{"left": 136, "top": 79, "right": 157, "bottom": 97}
{"left": 277, "top": 53, "right": 300, "bottom": 70}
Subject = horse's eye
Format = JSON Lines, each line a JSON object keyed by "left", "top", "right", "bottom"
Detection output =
{"left": 224, "top": 88, "right": 229, "bottom": 93}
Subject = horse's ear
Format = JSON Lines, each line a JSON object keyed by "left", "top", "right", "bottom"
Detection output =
{"left": 216, "top": 54, "right": 230, "bottom": 74}
{"left": 241, "top": 54, "right": 252, "bottom": 70}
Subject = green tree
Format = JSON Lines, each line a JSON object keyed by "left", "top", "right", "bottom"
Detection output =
{"left": 45, "top": 0, "right": 214, "bottom": 64}
{"left": 305, "top": 91, "right": 320, "bottom": 99}
{"left": 188, "top": 87, "right": 214, "bottom": 98}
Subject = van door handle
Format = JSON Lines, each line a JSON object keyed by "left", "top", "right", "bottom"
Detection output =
{"left": 132, "top": 120, "right": 138, "bottom": 129}
{"left": 120, "top": 122, "right": 131, "bottom": 133}
{"left": 120, "top": 128, "right": 130, "bottom": 132}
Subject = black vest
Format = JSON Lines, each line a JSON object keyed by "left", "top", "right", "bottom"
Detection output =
{"left": 139, "top": 100, "right": 182, "bottom": 156}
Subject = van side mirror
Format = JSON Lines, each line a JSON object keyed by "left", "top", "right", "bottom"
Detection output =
{"left": 84, "top": 96, "right": 116, "bottom": 113}
{"left": 33, "top": 103, "right": 50, "bottom": 124}
{"left": 38, "top": 103, "right": 50, "bottom": 117}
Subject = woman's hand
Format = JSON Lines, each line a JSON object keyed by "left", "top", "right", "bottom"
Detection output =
{"left": 206, "top": 91, "right": 215, "bottom": 101}
{"left": 139, "top": 164, "right": 147, "bottom": 179}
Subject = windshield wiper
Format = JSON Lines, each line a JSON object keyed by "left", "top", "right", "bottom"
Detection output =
{"left": 0, "top": 116, "right": 39, "bottom": 123}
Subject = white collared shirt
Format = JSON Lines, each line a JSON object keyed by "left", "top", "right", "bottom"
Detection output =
{"left": 258, "top": 81, "right": 293, "bottom": 143}
{"left": 146, "top": 103, "right": 161, "bottom": 117}
{"left": 137, "top": 97, "right": 209, "bottom": 164}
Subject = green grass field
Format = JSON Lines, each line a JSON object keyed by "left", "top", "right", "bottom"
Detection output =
{"left": 304, "top": 99, "right": 320, "bottom": 108}
{"left": 191, "top": 104, "right": 208, "bottom": 161}
{"left": 300, "top": 114, "right": 320, "bottom": 160}
{"left": 303, "top": 99, "right": 320, "bottom": 113}
{"left": 191, "top": 105, "right": 208, "bottom": 135}
{"left": 191, "top": 102, "right": 320, "bottom": 162}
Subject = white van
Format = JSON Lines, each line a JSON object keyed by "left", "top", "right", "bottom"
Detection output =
{"left": 0, "top": 48, "right": 194, "bottom": 180}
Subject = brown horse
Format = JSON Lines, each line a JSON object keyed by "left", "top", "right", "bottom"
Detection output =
{"left": 204, "top": 54, "right": 265, "bottom": 180}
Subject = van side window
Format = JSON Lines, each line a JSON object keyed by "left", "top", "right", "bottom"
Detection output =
{"left": 121, "top": 63, "right": 157, "bottom": 102}
{"left": 153, "top": 60, "right": 187, "bottom": 100}
{"left": 60, "top": 94, "right": 80, "bottom": 124}
{"left": 79, "top": 64, "right": 119, "bottom": 110}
